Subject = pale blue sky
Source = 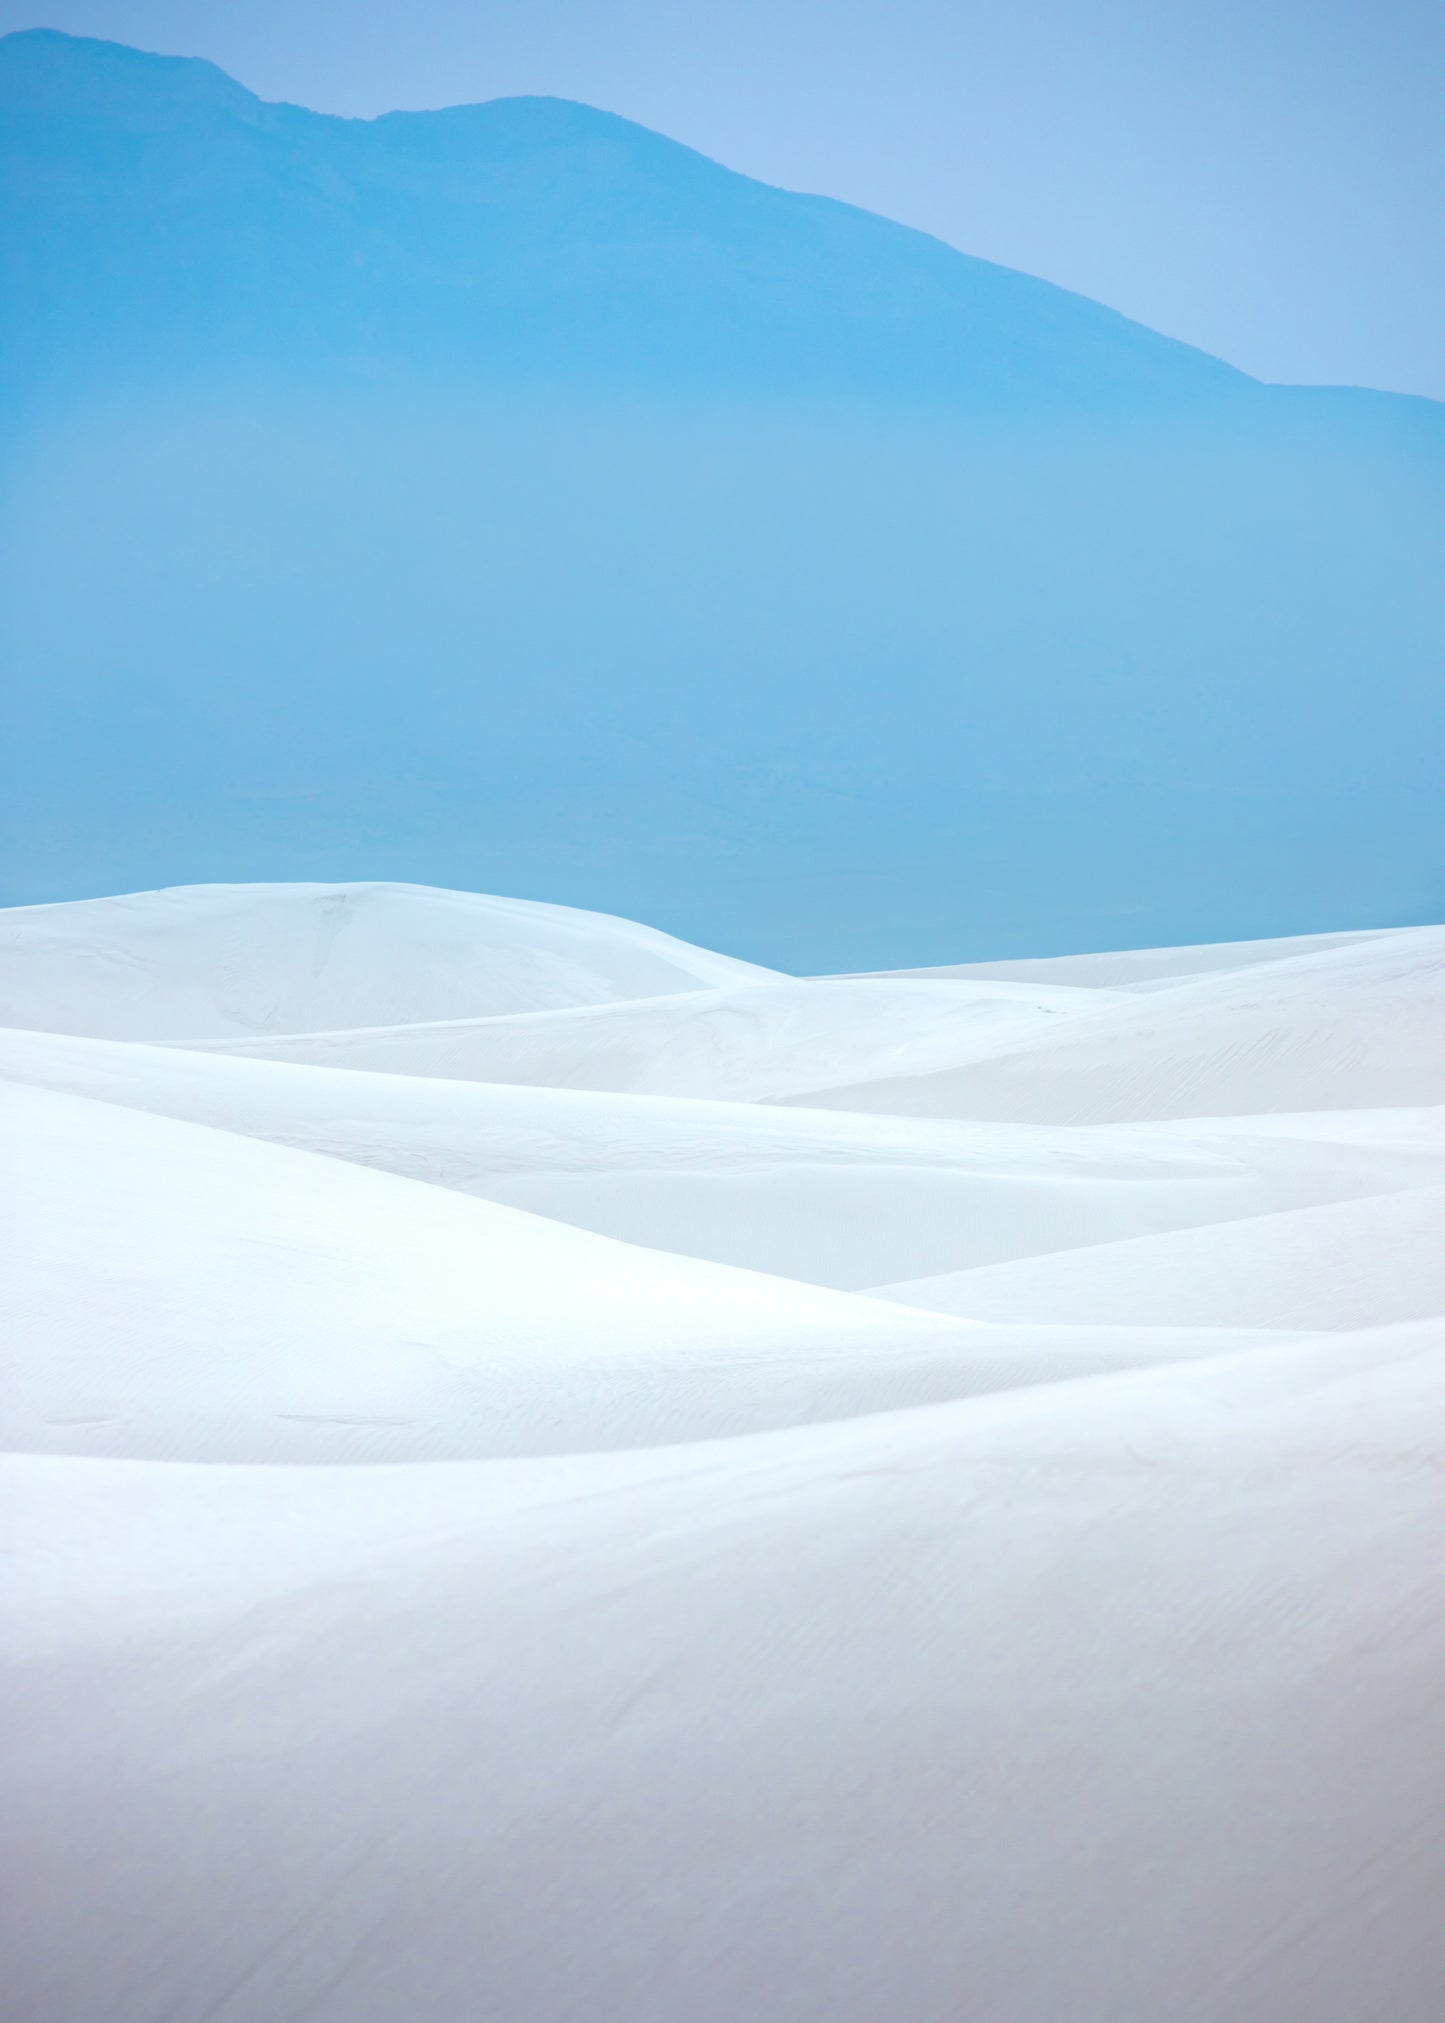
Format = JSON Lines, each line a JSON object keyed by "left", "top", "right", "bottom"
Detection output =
{"left": 2, "top": 0, "right": 1441, "bottom": 399}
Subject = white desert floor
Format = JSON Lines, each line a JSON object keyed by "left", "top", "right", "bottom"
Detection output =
{"left": 3, "top": 881, "right": 1444, "bottom": 2022}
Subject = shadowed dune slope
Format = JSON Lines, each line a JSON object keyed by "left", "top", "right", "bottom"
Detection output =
{"left": 792, "top": 926, "right": 1445, "bottom": 1121}
{"left": 6, "top": 1324, "right": 1444, "bottom": 2022}
{"left": 3, "top": 1025, "right": 1443, "bottom": 1291}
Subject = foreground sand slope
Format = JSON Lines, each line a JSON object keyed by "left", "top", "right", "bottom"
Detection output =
{"left": 0, "top": 881, "right": 779, "bottom": 1041}
{"left": 5, "top": 1325, "right": 1443, "bottom": 2023}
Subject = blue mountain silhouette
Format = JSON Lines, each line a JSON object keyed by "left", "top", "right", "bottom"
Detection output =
{"left": 2, "top": 28, "right": 1441, "bottom": 963}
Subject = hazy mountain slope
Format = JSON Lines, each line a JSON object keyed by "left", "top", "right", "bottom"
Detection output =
{"left": 0, "top": 27, "right": 1255, "bottom": 415}
{"left": 2, "top": 31, "right": 1442, "bottom": 964}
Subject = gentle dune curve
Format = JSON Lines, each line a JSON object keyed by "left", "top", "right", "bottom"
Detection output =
{"left": 856, "top": 923, "right": 1403, "bottom": 989}
{"left": 196, "top": 972, "right": 1125, "bottom": 1102}
{"left": 0, "top": 880, "right": 778, "bottom": 1041}
{"left": 4, "top": 1076, "right": 1260, "bottom": 1462}
{"left": 5, "top": 1323, "right": 1444, "bottom": 2023}
{"left": 3, "top": 885, "right": 1443, "bottom": 2023}
{"left": 874, "top": 1180, "right": 1445, "bottom": 1329}
{"left": 3, "top": 1027, "right": 1444, "bottom": 1291}
{"left": 792, "top": 924, "right": 1445, "bottom": 1122}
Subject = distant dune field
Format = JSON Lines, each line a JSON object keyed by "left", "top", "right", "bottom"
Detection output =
{"left": 4, "top": 879, "right": 1444, "bottom": 2021}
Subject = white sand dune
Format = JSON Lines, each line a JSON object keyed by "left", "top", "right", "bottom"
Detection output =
{"left": 3, "top": 885, "right": 1442, "bottom": 2022}
{"left": 197, "top": 971, "right": 1125, "bottom": 1101}
{"left": 6, "top": 1323, "right": 1443, "bottom": 2023}
{"left": 200, "top": 925, "right": 1445, "bottom": 1127}
{"left": 8, "top": 1076, "right": 1253, "bottom": 1462}
{"left": 0, "top": 881, "right": 777, "bottom": 1041}
{"left": 875, "top": 1180, "right": 1445, "bottom": 1329}
{"left": 3, "top": 1026, "right": 1444, "bottom": 1291}
{"left": 858, "top": 924, "right": 1403, "bottom": 989}
{"left": 795, "top": 925, "right": 1445, "bottom": 1122}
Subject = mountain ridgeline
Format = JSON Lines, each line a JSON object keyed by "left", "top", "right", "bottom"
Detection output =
{"left": 2, "top": 28, "right": 1442, "bottom": 966}
{"left": 2, "top": 26, "right": 1264, "bottom": 416}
